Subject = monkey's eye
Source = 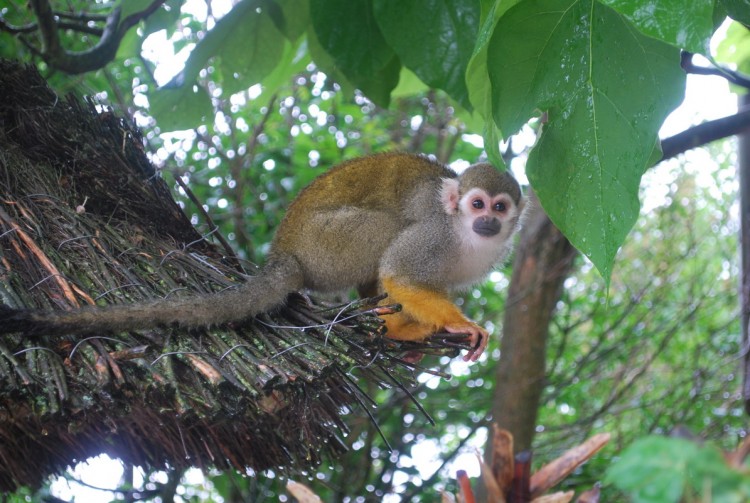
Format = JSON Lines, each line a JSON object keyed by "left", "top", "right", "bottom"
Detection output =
{"left": 494, "top": 201, "right": 507, "bottom": 212}
{"left": 472, "top": 199, "right": 485, "bottom": 209}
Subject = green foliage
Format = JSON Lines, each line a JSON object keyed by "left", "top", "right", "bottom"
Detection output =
{"left": 150, "top": 85, "right": 213, "bottom": 132}
{"left": 142, "top": 0, "right": 183, "bottom": 37}
{"left": 488, "top": 0, "right": 685, "bottom": 281}
{"left": 717, "top": 20, "right": 750, "bottom": 86}
{"left": 119, "top": 0, "right": 155, "bottom": 21}
{"left": 111, "top": 0, "right": 739, "bottom": 280}
{"left": 210, "top": 2, "right": 287, "bottom": 95}
{"left": 601, "top": 0, "right": 716, "bottom": 53}
{"left": 310, "top": 0, "right": 400, "bottom": 107}
{"left": 3, "top": 0, "right": 738, "bottom": 282}
{"left": 535, "top": 149, "right": 744, "bottom": 498}
{"left": 373, "top": 0, "right": 480, "bottom": 110}
{"left": 606, "top": 436, "right": 750, "bottom": 503}
{"left": 721, "top": 0, "right": 750, "bottom": 26}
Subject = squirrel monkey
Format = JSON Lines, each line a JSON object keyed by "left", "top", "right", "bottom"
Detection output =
{"left": 0, "top": 153, "right": 525, "bottom": 362}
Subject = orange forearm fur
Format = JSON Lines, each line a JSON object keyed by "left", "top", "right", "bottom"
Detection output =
{"left": 380, "top": 276, "right": 470, "bottom": 341}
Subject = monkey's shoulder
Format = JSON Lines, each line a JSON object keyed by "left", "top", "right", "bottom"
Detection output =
{"left": 291, "top": 153, "right": 454, "bottom": 211}
{"left": 327, "top": 152, "right": 454, "bottom": 179}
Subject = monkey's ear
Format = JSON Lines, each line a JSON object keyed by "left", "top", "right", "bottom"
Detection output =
{"left": 440, "top": 178, "right": 460, "bottom": 214}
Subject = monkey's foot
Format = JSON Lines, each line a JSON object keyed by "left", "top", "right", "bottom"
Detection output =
{"left": 444, "top": 323, "right": 488, "bottom": 362}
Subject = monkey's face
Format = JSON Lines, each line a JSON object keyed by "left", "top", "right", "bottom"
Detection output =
{"left": 458, "top": 187, "right": 517, "bottom": 240}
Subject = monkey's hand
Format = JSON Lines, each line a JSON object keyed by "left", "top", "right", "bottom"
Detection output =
{"left": 380, "top": 277, "right": 490, "bottom": 362}
{"left": 444, "top": 323, "right": 488, "bottom": 362}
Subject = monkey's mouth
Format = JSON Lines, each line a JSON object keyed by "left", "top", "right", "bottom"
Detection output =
{"left": 473, "top": 219, "right": 501, "bottom": 237}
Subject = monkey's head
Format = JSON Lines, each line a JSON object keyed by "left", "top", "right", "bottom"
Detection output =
{"left": 441, "top": 163, "right": 525, "bottom": 245}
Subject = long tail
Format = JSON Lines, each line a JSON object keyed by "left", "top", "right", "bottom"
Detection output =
{"left": 0, "top": 254, "right": 304, "bottom": 336}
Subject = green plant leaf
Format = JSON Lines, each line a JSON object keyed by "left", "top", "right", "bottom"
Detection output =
{"left": 720, "top": 0, "right": 750, "bottom": 26}
{"left": 272, "top": 0, "right": 310, "bottom": 42}
{"left": 118, "top": 0, "right": 153, "bottom": 22}
{"left": 306, "top": 26, "right": 355, "bottom": 95}
{"left": 391, "top": 67, "right": 429, "bottom": 97}
{"left": 488, "top": 0, "right": 684, "bottom": 280}
{"left": 483, "top": 120, "right": 504, "bottom": 169}
{"left": 150, "top": 85, "right": 212, "bottom": 132}
{"left": 372, "top": 0, "right": 480, "bottom": 110}
{"left": 600, "top": 0, "right": 715, "bottom": 54}
{"left": 115, "top": 26, "right": 141, "bottom": 60}
{"left": 687, "top": 446, "right": 750, "bottom": 503}
{"left": 466, "top": 0, "right": 522, "bottom": 117}
{"left": 466, "top": 0, "right": 522, "bottom": 157}
{"left": 605, "top": 436, "right": 698, "bottom": 503}
{"left": 157, "top": 0, "right": 285, "bottom": 123}
{"left": 309, "top": 0, "right": 398, "bottom": 106}
{"left": 716, "top": 21, "right": 750, "bottom": 85}
{"left": 607, "top": 436, "right": 750, "bottom": 503}
{"left": 142, "top": 0, "right": 183, "bottom": 37}
{"left": 216, "top": 8, "right": 286, "bottom": 95}
{"left": 359, "top": 55, "right": 402, "bottom": 107}
{"left": 256, "top": 37, "right": 310, "bottom": 104}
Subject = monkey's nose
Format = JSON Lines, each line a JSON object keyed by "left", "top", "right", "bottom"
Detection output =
{"left": 472, "top": 217, "right": 501, "bottom": 237}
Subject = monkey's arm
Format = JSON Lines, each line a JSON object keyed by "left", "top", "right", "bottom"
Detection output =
{"left": 380, "top": 276, "right": 488, "bottom": 362}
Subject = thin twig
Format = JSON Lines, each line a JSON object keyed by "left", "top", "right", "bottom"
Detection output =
{"left": 171, "top": 171, "right": 244, "bottom": 273}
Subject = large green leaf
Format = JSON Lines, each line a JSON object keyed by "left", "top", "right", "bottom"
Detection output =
{"left": 255, "top": 37, "right": 310, "bottom": 104}
{"left": 357, "top": 55, "right": 402, "bottom": 107}
{"left": 465, "top": 0, "right": 523, "bottom": 165}
{"left": 118, "top": 0, "right": 154, "bottom": 22}
{"left": 216, "top": 9, "right": 286, "bottom": 95}
{"left": 372, "top": 0, "right": 480, "bottom": 110}
{"left": 466, "top": 0, "right": 522, "bottom": 117}
{"left": 142, "top": 0, "right": 183, "bottom": 38}
{"left": 488, "top": 0, "right": 685, "bottom": 280}
{"left": 722, "top": 0, "right": 750, "bottom": 25}
{"left": 309, "top": 0, "right": 398, "bottom": 107}
{"left": 306, "top": 25, "right": 355, "bottom": 95}
{"left": 150, "top": 0, "right": 285, "bottom": 129}
{"left": 600, "top": 0, "right": 715, "bottom": 54}
{"left": 465, "top": 0, "right": 522, "bottom": 165}
{"left": 177, "top": 0, "right": 284, "bottom": 93}
{"left": 150, "top": 85, "right": 212, "bottom": 132}
{"left": 272, "top": 0, "right": 310, "bottom": 42}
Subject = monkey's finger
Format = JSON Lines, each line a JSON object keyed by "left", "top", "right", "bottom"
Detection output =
{"left": 472, "top": 329, "right": 490, "bottom": 362}
{"left": 463, "top": 329, "right": 486, "bottom": 362}
{"left": 444, "top": 324, "right": 487, "bottom": 362}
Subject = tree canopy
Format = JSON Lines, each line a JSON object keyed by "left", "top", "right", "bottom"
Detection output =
{"left": 4, "top": 0, "right": 748, "bottom": 280}
{"left": 2, "top": 0, "right": 750, "bottom": 501}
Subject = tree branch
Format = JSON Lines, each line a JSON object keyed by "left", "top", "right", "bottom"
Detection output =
{"left": 56, "top": 21, "right": 104, "bottom": 37}
{"left": 25, "top": 0, "right": 167, "bottom": 74}
{"left": 29, "top": 0, "right": 61, "bottom": 55}
{"left": 659, "top": 106, "right": 750, "bottom": 162}
{"left": 681, "top": 51, "right": 750, "bottom": 90}
{"left": 0, "top": 19, "right": 38, "bottom": 35}
{"left": 54, "top": 11, "right": 109, "bottom": 23}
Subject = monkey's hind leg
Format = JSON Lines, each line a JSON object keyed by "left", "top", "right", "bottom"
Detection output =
{"left": 380, "top": 277, "right": 489, "bottom": 361}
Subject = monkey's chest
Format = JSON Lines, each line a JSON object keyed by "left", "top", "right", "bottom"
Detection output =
{"left": 445, "top": 240, "right": 506, "bottom": 289}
